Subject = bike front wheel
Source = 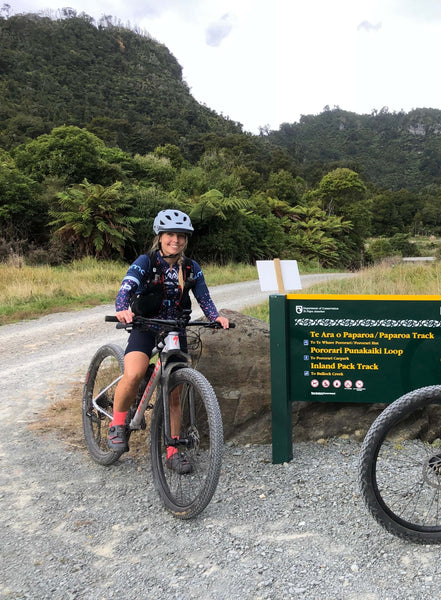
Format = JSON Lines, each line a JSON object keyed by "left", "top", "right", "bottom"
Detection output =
{"left": 358, "top": 385, "right": 441, "bottom": 543}
{"left": 82, "top": 343, "right": 125, "bottom": 465}
{"left": 150, "top": 367, "right": 223, "bottom": 519}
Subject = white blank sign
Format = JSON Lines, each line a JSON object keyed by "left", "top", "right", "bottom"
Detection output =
{"left": 256, "top": 260, "right": 302, "bottom": 292}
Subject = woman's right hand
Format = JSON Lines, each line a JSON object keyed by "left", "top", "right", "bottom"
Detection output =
{"left": 116, "top": 309, "right": 135, "bottom": 324}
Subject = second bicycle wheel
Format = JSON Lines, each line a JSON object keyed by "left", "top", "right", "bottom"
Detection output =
{"left": 82, "top": 343, "right": 125, "bottom": 466}
{"left": 150, "top": 367, "right": 223, "bottom": 519}
{"left": 358, "top": 385, "right": 441, "bottom": 543}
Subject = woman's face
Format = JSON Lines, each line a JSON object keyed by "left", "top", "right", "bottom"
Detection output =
{"left": 160, "top": 232, "right": 187, "bottom": 256}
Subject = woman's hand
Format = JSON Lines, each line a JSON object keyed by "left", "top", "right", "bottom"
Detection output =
{"left": 215, "top": 316, "right": 229, "bottom": 329}
{"left": 116, "top": 309, "right": 135, "bottom": 324}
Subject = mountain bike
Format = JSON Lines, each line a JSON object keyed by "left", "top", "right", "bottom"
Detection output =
{"left": 82, "top": 311, "right": 234, "bottom": 519}
{"left": 358, "top": 385, "right": 441, "bottom": 543}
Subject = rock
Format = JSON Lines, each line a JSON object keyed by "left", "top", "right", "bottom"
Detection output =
{"left": 196, "top": 310, "right": 384, "bottom": 444}
{"left": 196, "top": 309, "right": 271, "bottom": 443}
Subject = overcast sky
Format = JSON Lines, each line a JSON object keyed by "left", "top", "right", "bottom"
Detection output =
{"left": 6, "top": 0, "right": 441, "bottom": 133}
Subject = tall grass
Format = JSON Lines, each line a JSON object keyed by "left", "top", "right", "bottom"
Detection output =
{"left": 7, "top": 257, "right": 435, "bottom": 326}
{"left": 0, "top": 258, "right": 259, "bottom": 324}
{"left": 0, "top": 258, "right": 127, "bottom": 324}
{"left": 308, "top": 261, "right": 441, "bottom": 296}
{"left": 243, "top": 261, "right": 441, "bottom": 323}
{"left": 198, "top": 262, "right": 257, "bottom": 286}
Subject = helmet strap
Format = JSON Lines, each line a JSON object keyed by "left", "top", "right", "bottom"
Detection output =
{"left": 158, "top": 243, "right": 179, "bottom": 260}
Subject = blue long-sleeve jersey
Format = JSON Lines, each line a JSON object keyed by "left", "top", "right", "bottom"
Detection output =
{"left": 115, "top": 251, "right": 219, "bottom": 321}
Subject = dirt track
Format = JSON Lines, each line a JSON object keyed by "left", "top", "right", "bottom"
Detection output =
{"left": 0, "top": 274, "right": 351, "bottom": 424}
{"left": 5, "top": 272, "right": 441, "bottom": 600}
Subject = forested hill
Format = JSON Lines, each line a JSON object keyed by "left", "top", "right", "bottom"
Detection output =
{"left": 1, "top": 11, "right": 441, "bottom": 192}
{"left": 0, "top": 11, "right": 242, "bottom": 156}
{"left": 267, "top": 107, "right": 441, "bottom": 191}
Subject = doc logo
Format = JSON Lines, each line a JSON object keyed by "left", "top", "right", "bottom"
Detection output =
{"left": 295, "top": 305, "right": 303, "bottom": 314}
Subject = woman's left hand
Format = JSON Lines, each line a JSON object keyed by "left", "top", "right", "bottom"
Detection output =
{"left": 215, "top": 316, "right": 229, "bottom": 329}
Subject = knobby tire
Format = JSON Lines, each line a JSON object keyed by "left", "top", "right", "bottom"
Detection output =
{"left": 358, "top": 385, "right": 441, "bottom": 543}
{"left": 150, "top": 367, "right": 223, "bottom": 519}
{"left": 82, "top": 343, "right": 125, "bottom": 466}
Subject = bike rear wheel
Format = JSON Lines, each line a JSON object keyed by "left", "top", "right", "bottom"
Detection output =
{"left": 82, "top": 343, "right": 125, "bottom": 465}
{"left": 150, "top": 367, "right": 223, "bottom": 519}
{"left": 358, "top": 385, "right": 441, "bottom": 543}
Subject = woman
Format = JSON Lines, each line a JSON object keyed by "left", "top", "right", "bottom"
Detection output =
{"left": 109, "top": 209, "right": 229, "bottom": 472}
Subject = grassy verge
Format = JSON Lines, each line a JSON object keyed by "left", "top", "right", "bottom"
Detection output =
{"left": 4, "top": 257, "right": 440, "bottom": 326}
{"left": 0, "top": 258, "right": 260, "bottom": 325}
{"left": 242, "top": 261, "right": 441, "bottom": 323}
{"left": 0, "top": 258, "right": 125, "bottom": 325}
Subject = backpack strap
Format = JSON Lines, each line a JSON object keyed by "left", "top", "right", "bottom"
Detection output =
{"left": 177, "top": 256, "right": 195, "bottom": 313}
{"left": 129, "top": 251, "right": 164, "bottom": 317}
{"left": 182, "top": 256, "right": 195, "bottom": 290}
{"left": 133, "top": 252, "right": 195, "bottom": 316}
{"left": 146, "top": 250, "right": 162, "bottom": 284}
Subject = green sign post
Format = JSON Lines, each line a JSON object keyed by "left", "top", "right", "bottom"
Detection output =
{"left": 270, "top": 293, "right": 441, "bottom": 464}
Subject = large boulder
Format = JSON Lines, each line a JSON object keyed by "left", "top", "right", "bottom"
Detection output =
{"left": 195, "top": 309, "right": 272, "bottom": 443}
{"left": 196, "top": 310, "right": 384, "bottom": 444}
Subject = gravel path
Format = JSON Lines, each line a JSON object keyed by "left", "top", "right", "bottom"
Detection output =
{"left": 3, "top": 274, "right": 441, "bottom": 600}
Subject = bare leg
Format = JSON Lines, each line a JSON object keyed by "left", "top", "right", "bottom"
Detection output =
{"left": 114, "top": 351, "right": 150, "bottom": 412}
{"left": 166, "top": 384, "right": 193, "bottom": 473}
{"left": 169, "top": 387, "right": 182, "bottom": 438}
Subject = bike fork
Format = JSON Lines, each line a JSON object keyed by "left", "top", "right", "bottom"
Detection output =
{"left": 162, "top": 367, "right": 196, "bottom": 450}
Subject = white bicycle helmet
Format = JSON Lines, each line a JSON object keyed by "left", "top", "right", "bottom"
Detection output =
{"left": 153, "top": 209, "right": 194, "bottom": 235}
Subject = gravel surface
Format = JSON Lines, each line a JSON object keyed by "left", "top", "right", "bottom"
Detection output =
{"left": 3, "top": 436, "right": 441, "bottom": 600}
{"left": 4, "top": 274, "right": 441, "bottom": 600}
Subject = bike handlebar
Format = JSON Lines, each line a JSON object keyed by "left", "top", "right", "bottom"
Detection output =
{"left": 104, "top": 315, "right": 235, "bottom": 329}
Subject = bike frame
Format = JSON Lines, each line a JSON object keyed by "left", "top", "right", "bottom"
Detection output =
{"left": 91, "top": 329, "right": 192, "bottom": 447}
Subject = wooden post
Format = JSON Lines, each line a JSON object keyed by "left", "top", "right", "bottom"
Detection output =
{"left": 273, "top": 258, "right": 285, "bottom": 294}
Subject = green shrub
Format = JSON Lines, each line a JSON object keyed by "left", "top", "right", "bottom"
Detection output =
{"left": 368, "top": 239, "right": 395, "bottom": 262}
{"left": 389, "top": 233, "right": 420, "bottom": 257}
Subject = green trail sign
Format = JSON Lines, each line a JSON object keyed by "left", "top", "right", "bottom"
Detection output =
{"left": 270, "top": 293, "right": 441, "bottom": 463}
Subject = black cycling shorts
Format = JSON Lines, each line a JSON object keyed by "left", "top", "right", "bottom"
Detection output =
{"left": 124, "top": 329, "right": 188, "bottom": 357}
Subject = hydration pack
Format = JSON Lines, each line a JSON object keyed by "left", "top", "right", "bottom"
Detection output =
{"left": 130, "top": 251, "right": 195, "bottom": 317}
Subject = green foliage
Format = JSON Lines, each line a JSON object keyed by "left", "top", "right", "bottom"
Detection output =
{"left": 287, "top": 205, "right": 353, "bottom": 267}
{"left": 172, "top": 166, "right": 210, "bottom": 198}
{"left": 268, "top": 107, "right": 441, "bottom": 192}
{"left": 4, "top": 13, "right": 441, "bottom": 269}
{"left": 12, "top": 126, "right": 108, "bottom": 185}
{"left": 0, "top": 149, "right": 45, "bottom": 243}
{"left": 367, "top": 239, "right": 395, "bottom": 263}
{"left": 186, "top": 190, "right": 271, "bottom": 263}
{"left": 49, "top": 180, "right": 139, "bottom": 258}
{"left": 128, "top": 185, "right": 177, "bottom": 256}
{"left": 316, "top": 168, "right": 370, "bottom": 266}
{"left": 189, "top": 210, "right": 269, "bottom": 263}
{"left": 0, "top": 12, "right": 242, "bottom": 156}
{"left": 131, "top": 154, "right": 176, "bottom": 189}
{"left": 267, "top": 169, "right": 300, "bottom": 205}
{"left": 371, "top": 189, "right": 421, "bottom": 236}
{"left": 154, "top": 144, "right": 185, "bottom": 169}
{"left": 389, "top": 233, "right": 420, "bottom": 257}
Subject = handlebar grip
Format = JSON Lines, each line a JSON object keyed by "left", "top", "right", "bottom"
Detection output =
{"left": 228, "top": 322, "right": 236, "bottom": 329}
{"left": 105, "top": 315, "right": 118, "bottom": 322}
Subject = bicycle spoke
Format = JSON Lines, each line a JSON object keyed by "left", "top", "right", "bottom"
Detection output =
{"left": 82, "top": 344, "right": 125, "bottom": 465}
{"left": 150, "top": 368, "right": 223, "bottom": 519}
{"left": 359, "top": 386, "right": 441, "bottom": 542}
